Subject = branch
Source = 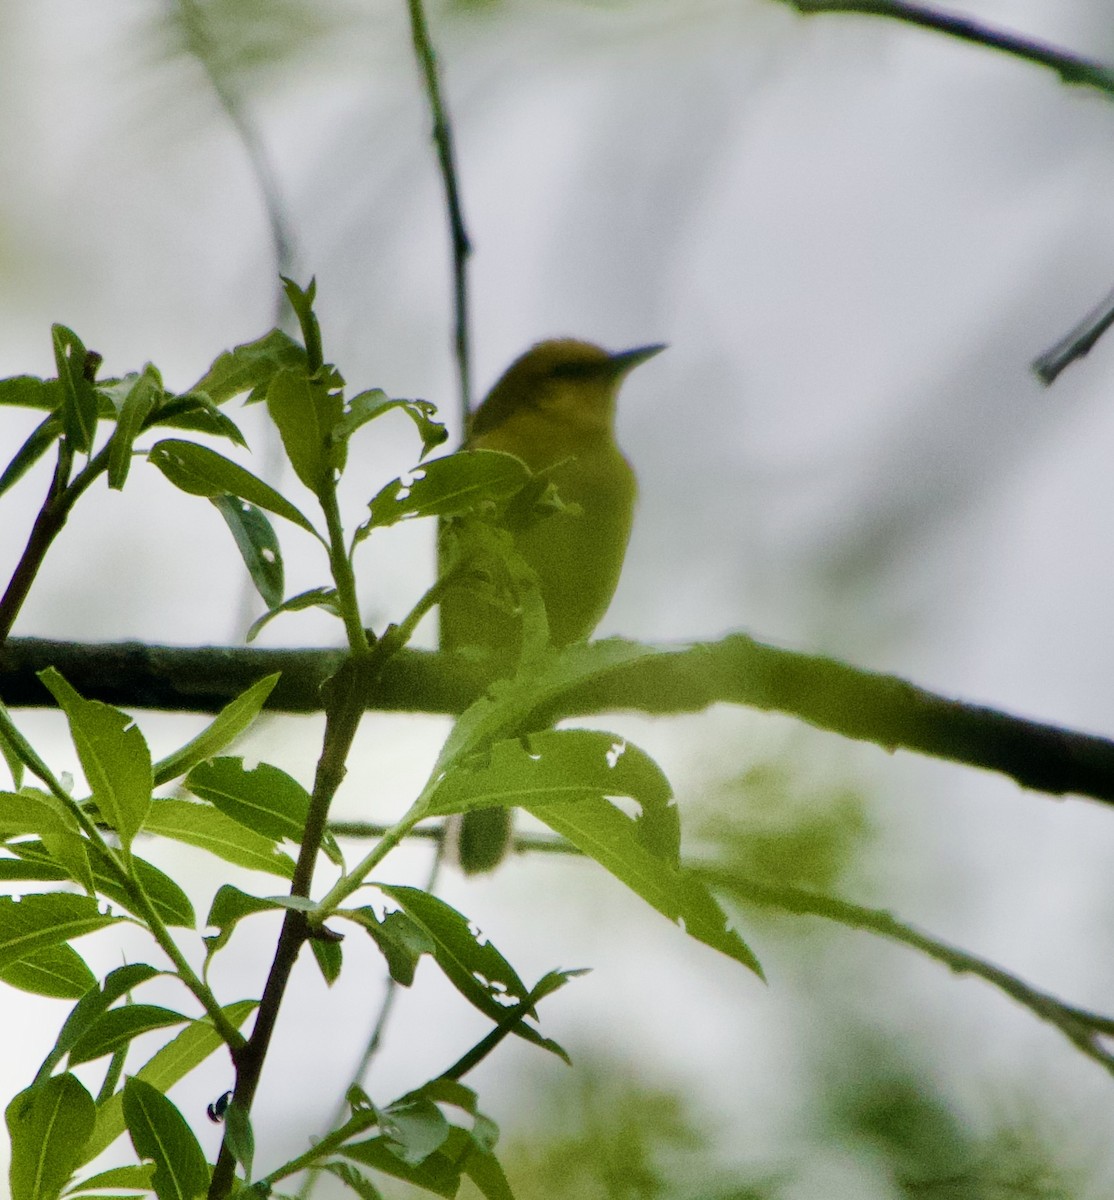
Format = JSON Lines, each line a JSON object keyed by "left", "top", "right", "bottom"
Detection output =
{"left": 1032, "top": 282, "right": 1114, "bottom": 385}
{"left": 779, "top": 0, "right": 1114, "bottom": 97}
{"left": 4, "top": 632, "right": 1114, "bottom": 807}
{"left": 406, "top": 0, "right": 473, "bottom": 428}
{"left": 702, "top": 869, "right": 1114, "bottom": 1078}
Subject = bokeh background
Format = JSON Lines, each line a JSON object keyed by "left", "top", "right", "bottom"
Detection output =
{"left": 3, "top": 1, "right": 1114, "bottom": 1196}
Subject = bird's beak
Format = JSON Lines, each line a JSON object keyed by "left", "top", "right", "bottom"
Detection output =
{"left": 607, "top": 343, "right": 667, "bottom": 376}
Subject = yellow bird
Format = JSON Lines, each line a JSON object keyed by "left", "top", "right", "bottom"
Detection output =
{"left": 440, "top": 338, "right": 665, "bottom": 873}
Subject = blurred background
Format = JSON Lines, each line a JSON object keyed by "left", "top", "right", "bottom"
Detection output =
{"left": 3, "top": 1, "right": 1114, "bottom": 1196}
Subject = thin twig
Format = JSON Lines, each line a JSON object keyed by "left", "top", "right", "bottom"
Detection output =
{"left": 406, "top": 0, "right": 473, "bottom": 430}
{"left": 1032, "top": 282, "right": 1114, "bottom": 385}
{"left": 701, "top": 868, "right": 1114, "bottom": 1078}
{"left": 780, "top": 0, "right": 1114, "bottom": 96}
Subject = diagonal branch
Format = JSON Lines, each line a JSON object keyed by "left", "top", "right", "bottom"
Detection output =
{"left": 778, "top": 0, "right": 1114, "bottom": 97}
{"left": 3, "top": 631, "right": 1114, "bottom": 808}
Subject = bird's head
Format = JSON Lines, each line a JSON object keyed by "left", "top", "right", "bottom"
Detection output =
{"left": 470, "top": 338, "right": 665, "bottom": 444}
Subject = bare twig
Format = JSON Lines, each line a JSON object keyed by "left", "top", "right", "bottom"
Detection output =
{"left": 406, "top": 0, "right": 473, "bottom": 430}
{"left": 1032, "top": 282, "right": 1114, "bottom": 385}
{"left": 779, "top": 0, "right": 1114, "bottom": 97}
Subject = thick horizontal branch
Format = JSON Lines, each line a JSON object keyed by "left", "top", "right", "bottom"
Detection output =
{"left": 780, "top": 0, "right": 1114, "bottom": 97}
{"left": 2, "top": 632, "right": 1114, "bottom": 807}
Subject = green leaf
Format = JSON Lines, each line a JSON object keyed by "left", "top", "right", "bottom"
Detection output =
{"left": 246, "top": 587, "right": 341, "bottom": 643}
{"left": 318, "top": 1161, "right": 384, "bottom": 1200}
{"left": 333, "top": 391, "right": 447, "bottom": 460}
{"left": 152, "top": 675, "right": 279, "bottom": 787}
{"left": 281, "top": 277, "right": 323, "bottom": 372}
{"left": 224, "top": 1100, "right": 254, "bottom": 1182}
{"left": 184, "top": 758, "right": 341, "bottom": 864}
{"left": 0, "top": 788, "right": 95, "bottom": 896}
{"left": 7, "top": 840, "right": 195, "bottom": 929}
{"left": 364, "top": 450, "right": 530, "bottom": 533}
{"left": 123, "top": 1078, "right": 209, "bottom": 1200}
{"left": 310, "top": 936, "right": 343, "bottom": 986}
{"left": 266, "top": 369, "right": 343, "bottom": 494}
{"left": 188, "top": 328, "right": 306, "bottom": 406}
{"left": 143, "top": 393, "right": 247, "bottom": 446}
{"left": 527, "top": 793, "right": 762, "bottom": 975}
{"left": 203, "top": 885, "right": 288, "bottom": 956}
{"left": 108, "top": 366, "right": 162, "bottom": 490}
{"left": 0, "top": 714, "right": 25, "bottom": 788}
{"left": 141, "top": 799, "right": 295, "bottom": 878}
{"left": 38, "top": 964, "right": 161, "bottom": 1081}
{"left": 373, "top": 885, "right": 564, "bottom": 1059}
{"left": 461, "top": 1147, "right": 513, "bottom": 1200}
{"left": 381, "top": 1098, "right": 449, "bottom": 1166}
{"left": 337, "top": 1136, "right": 461, "bottom": 1199}
{"left": 53, "top": 324, "right": 97, "bottom": 453}
{"left": 0, "top": 894, "right": 119, "bottom": 973}
{"left": 211, "top": 495, "right": 284, "bottom": 609}
{"left": 64, "top": 1163, "right": 155, "bottom": 1195}
{"left": 80, "top": 1000, "right": 257, "bottom": 1166}
{"left": 147, "top": 439, "right": 318, "bottom": 535}
{"left": 427, "top": 729, "right": 679, "bottom": 864}
{"left": 7, "top": 1073, "right": 95, "bottom": 1200}
{"left": 39, "top": 668, "right": 152, "bottom": 850}
{"left": 0, "top": 943, "right": 96, "bottom": 1000}
{"left": 68, "top": 1005, "right": 191, "bottom": 1066}
{"left": 0, "top": 375, "right": 63, "bottom": 411}
{"left": 344, "top": 907, "right": 433, "bottom": 987}
{"left": 0, "top": 414, "right": 63, "bottom": 500}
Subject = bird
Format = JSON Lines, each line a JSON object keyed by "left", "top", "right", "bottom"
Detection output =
{"left": 439, "top": 337, "right": 665, "bottom": 873}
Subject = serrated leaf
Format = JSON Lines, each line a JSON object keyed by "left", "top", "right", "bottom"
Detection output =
{"left": 68, "top": 1005, "right": 191, "bottom": 1066}
{"left": 527, "top": 793, "right": 762, "bottom": 975}
{"left": 427, "top": 729, "right": 679, "bottom": 864}
{"left": 141, "top": 799, "right": 294, "bottom": 878}
{"left": 123, "top": 1078, "right": 209, "bottom": 1200}
{"left": 211, "top": 494, "right": 284, "bottom": 609}
{"left": 189, "top": 328, "right": 306, "bottom": 405}
{"left": 373, "top": 885, "right": 562, "bottom": 1059}
{"left": 333, "top": 391, "right": 447, "bottom": 460}
{"left": 53, "top": 324, "right": 97, "bottom": 453}
{"left": 108, "top": 366, "right": 161, "bottom": 490}
{"left": 0, "top": 414, "right": 63, "bottom": 499}
{"left": 0, "top": 894, "right": 119, "bottom": 973}
{"left": 266, "top": 369, "right": 343, "bottom": 494}
{"left": 7, "top": 1073, "right": 95, "bottom": 1200}
{"left": 0, "top": 375, "right": 63, "bottom": 411}
{"left": 0, "top": 943, "right": 95, "bottom": 1000}
{"left": 80, "top": 1001, "right": 257, "bottom": 1166}
{"left": 147, "top": 438, "right": 317, "bottom": 535}
{"left": 152, "top": 674, "right": 279, "bottom": 787}
{"left": 64, "top": 1163, "right": 155, "bottom": 1195}
{"left": 39, "top": 668, "right": 152, "bottom": 850}
{"left": 246, "top": 586, "right": 341, "bottom": 643}
{"left": 365, "top": 450, "right": 530, "bottom": 534}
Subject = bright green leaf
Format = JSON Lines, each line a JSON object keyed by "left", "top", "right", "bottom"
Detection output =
{"left": 64, "top": 1163, "right": 155, "bottom": 1195}
{"left": 0, "top": 375, "right": 62, "bottom": 411}
{"left": 188, "top": 328, "right": 306, "bottom": 405}
{"left": 333, "top": 391, "right": 447, "bottom": 460}
{"left": 266, "top": 368, "right": 342, "bottom": 494}
{"left": 39, "top": 668, "right": 152, "bottom": 850}
{"left": 152, "top": 674, "right": 279, "bottom": 787}
{"left": 141, "top": 799, "right": 294, "bottom": 878}
{"left": 7, "top": 1073, "right": 95, "bottom": 1200}
{"left": 69, "top": 1005, "right": 190, "bottom": 1066}
{"left": 0, "top": 943, "right": 96, "bottom": 1000}
{"left": 147, "top": 438, "right": 317, "bottom": 535}
{"left": 123, "top": 1078, "right": 209, "bottom": 1200}
{"left": 0, "top": 894, "right": 119, "bottom": 974}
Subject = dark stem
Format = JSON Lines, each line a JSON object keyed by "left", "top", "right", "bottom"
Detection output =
{"left": 406, "top": 0, "right": 473, "bottom": 430}
{"left": 783, "top": 0, "right": 1114, "bottom": 95}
